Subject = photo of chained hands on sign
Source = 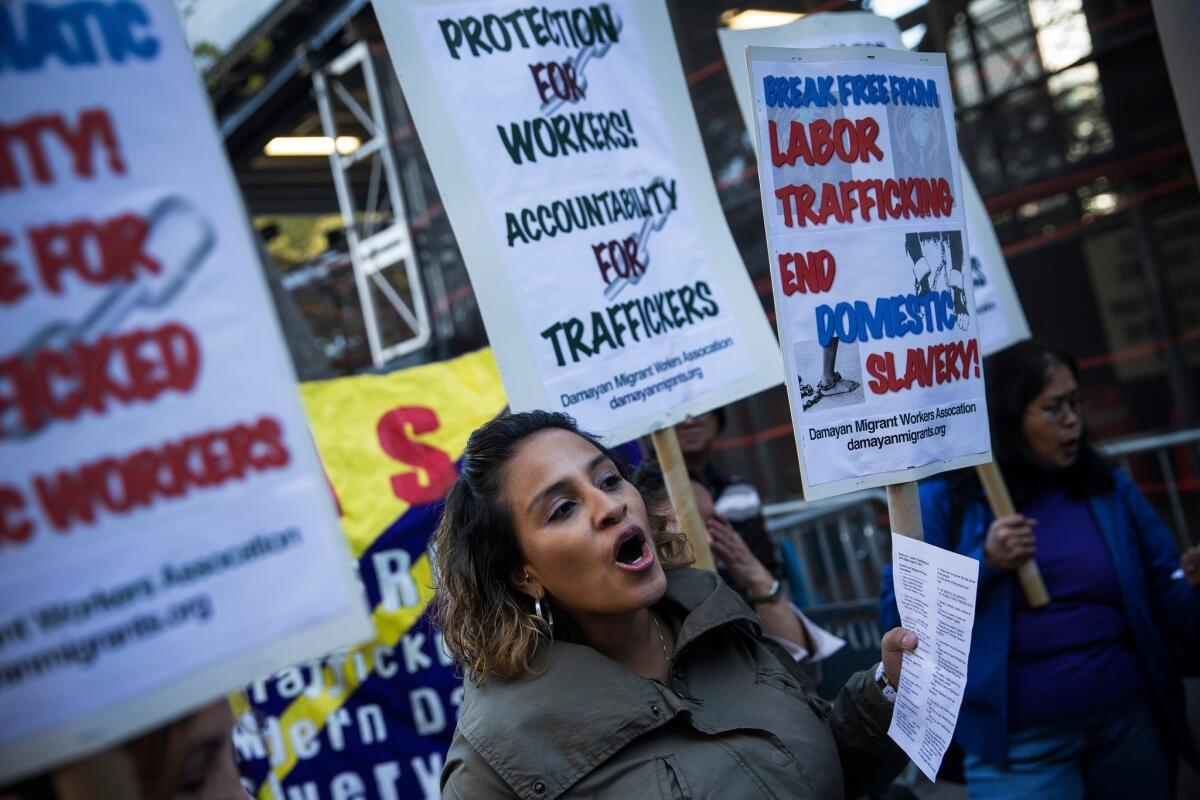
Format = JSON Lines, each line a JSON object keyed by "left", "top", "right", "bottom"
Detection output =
{"left": 905, "top": 230, "right": 969, "bottom": 331}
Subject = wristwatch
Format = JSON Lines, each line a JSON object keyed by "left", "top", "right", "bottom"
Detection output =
{"left": 747, "top": 578, "right": 782, "bottom": 605}
{"left": 874, "top": 662, "right": 897, "bottom": 702}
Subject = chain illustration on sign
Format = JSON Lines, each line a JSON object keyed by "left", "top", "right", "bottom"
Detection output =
{"left": 2, "top": 195, "right": 215, "bottom": 441}
{"left": 538, "top": 12, "right": 624, "bottom": 117}
{"left": 600, "top": 177, "right": 676, "bottom": 302}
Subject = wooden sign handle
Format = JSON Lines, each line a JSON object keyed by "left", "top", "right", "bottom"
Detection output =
{"left": 650, "top": 427, "right": 716, "bottom": 571}
{"left": 886, "top": 481, "right": 924, "bottom": 541}
{"left": 976, "top": 461, "right": 1050, "bottom": 608}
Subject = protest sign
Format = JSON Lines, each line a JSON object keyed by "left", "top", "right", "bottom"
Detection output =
{"left": 236, "top": 348, "right": 506, "bottom": 800}
{"left": 373, "top": 0, "right": 783, "bottom": 446}
{"left": 0, "top": 0, "right": 371, "bottom": 781}
{"left": 720, "top": 12, "right": 1029, "bottom": 357}
{"left": 746, "top": 46, "right": 992, "bottom": 500}
{"left": 1153, "top": 0, "right": 1200, "bottom": 188}
{"left": 733, "top": 21, "right": 1045, "bottom": 600}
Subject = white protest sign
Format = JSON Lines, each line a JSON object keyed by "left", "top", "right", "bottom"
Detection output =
{"left": 1153, "top": 0, "right": 1200, "bottom": 188}
{"left": 888, "top": 533, "right": 978, "bottom": 782}
{"left": 374, "top": 0, "right": 782, "bottom": 443}
{"left": 746, "top": 46, "right": 992, "bottom": 499}
{"left": 721, "top": 13, "right": 1029, "bottom": 356}
{"left": 0, "top": 0, "right": 372, "bottom": 781}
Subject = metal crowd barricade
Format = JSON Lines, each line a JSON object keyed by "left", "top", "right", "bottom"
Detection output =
{"left": 1100, "top": 428, "right": 1200, "bottom": 549}
{"left": 764, "top": 427, "right": 1200, "bottom": 609}
{"left": 764, "top": 490, "right": 890, "bottom": 608}
{"left": 762, "top": 490, "right": 890, "bottom": 697}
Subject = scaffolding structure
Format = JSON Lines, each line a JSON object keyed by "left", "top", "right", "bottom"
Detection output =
{"left": 313, "top": 41, "right": 431, "bottom": 367}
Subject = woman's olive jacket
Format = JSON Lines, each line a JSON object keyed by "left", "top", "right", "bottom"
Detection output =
{"left": 442, "top": 568, "right": 906, "bottom": 799}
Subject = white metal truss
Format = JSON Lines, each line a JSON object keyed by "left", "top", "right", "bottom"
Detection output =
{"left": 313, "top": 41, "right": 431, "bottom": 367}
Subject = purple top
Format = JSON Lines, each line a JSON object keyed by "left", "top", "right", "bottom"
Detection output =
{"left": 1007, "top": 489, "right": 1145, "bottom": 730}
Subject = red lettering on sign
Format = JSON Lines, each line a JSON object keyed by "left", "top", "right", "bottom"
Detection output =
{"left": 0, "top": 108, "right": 125, "bottom": 191}
{"left": 529, "top": 61, "right": 585, "bottom": 103}
{"left": 865, "top": 341, "right": 981, "bottom": 394}
{"left": 0, "top": 322, "right": 201, "bottom": 436}
{"left": 29, "top": 212, "right": 159, "bottom": 294}
{"left": 592, "top": 236, "right": 647, "bottom": 285}
{"left": 769, "top": 116, "right": 884, "bottom": 168}
{"left": 0, "top": 233, "right": 30, "bottom": 305}
{"left": 777, "top": 250, "right": 836, "bottom": 296}
{"left": 377, "top": 406, "right": 456, "bottom": 505}
{"left": 0, "top": 485, "right": 33, "bottom": 547}
{"left": 31, "top": 416, "right": 289, "bottom": 534}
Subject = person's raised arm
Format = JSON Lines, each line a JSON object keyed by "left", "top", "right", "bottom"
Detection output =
{"left": 707, "top": 515, "right": 811, "bottom": 651}
{"left": 823, "top": 628, "right": 917, "bottom": 798}
{"left": 1119, "top": 471, "right": 1200, "bottom": 656}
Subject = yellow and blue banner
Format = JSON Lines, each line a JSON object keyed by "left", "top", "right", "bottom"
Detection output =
{"left": 233, "top": 348, "right": 506, "bottom": 799}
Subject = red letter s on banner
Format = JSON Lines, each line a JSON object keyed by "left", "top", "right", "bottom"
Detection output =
{"left": 376, "top": 407, "right": 456, "bottom": 504}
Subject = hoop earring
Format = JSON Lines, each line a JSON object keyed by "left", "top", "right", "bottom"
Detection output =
{"left": 534, "top": 595, "right": 554, "bottom": 632}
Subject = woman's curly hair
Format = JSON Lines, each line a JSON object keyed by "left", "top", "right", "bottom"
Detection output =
{"left": 433, "top": 410, "right": 691, "bottom": 683}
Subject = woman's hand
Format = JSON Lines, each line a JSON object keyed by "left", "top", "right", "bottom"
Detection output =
{"left": 881, "top": 627, "right": 918, "bottom": 688}
{"left": 1182, "top": 545, "right": 1200, "bottom": 588}
{"left": 707, "top": 515, "right": 774, "bottom": 596}
{"left": 709, "top": 517, "right": 814, "bottom": 650}
{"left": 983, "top": 514, "right": 1037, "bottom": 570}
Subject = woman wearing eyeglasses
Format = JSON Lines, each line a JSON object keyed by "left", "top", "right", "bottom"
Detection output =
{"left": 880, "top": 340, "right": 1200, "bottom": 799}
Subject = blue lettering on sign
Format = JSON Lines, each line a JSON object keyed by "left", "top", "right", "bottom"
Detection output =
{"left": 762, "top": 75, "right": 839, "bottom": 109}
{"left": 0, "top": 1, "right": 159, "bottom": 73}
{"left": 815, "top": 290, "right": 958, "bottom": 347}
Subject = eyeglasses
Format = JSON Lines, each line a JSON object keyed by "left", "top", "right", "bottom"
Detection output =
{"left": 1036, "top": 393, "right": 1084, "bottom": 424}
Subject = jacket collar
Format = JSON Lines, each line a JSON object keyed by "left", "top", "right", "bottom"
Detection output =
{"left": 456, "top": 568, "right": 759, "bottom": 800}
{"left": 666, "top": 564, "right": 763, "bottom": 653}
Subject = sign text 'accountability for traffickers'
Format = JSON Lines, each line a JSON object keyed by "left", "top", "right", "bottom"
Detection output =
{"left": 374, "top": 0, "right": 782, "bottom": 442}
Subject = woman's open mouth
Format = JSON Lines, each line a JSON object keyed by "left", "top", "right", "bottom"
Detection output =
{"left": 613, "top": 526, "right": 654, "bottom": 572}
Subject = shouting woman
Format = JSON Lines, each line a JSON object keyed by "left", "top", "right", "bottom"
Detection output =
{"left": 435, "top": 411, "right": 916, "bottom": 799}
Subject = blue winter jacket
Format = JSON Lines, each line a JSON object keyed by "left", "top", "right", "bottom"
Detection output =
{"left": 879, "top": 469, "right": 1200, "bottom": 767}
